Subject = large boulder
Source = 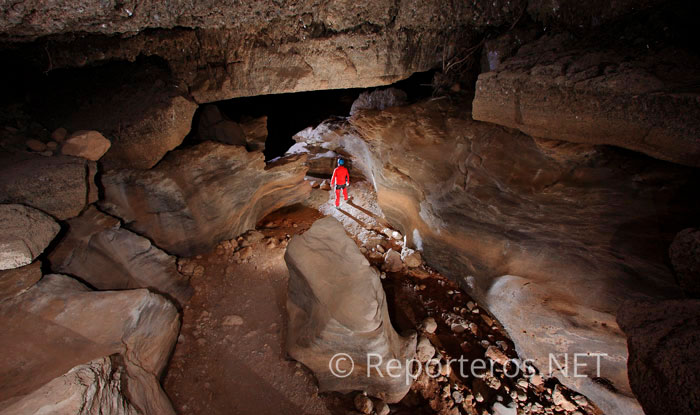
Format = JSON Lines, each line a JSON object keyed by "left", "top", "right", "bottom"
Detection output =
{"left": 0, "top": 204, "right": 60, "bottom": 270}
{"left": 48, "top": 206, "right": 193, "bottom": 305}
{"left": 0, "top": 274, "right": 179, "bottom": 414}
{"left": 294, "top": 99, "right": 700, "bottom": 414}
{"left": 0, "top": 152, "right": 97, "bottom": 220}
{"left": 669, "top": 228, "right": 700, "bottom": 297}
{"left": 617, "top": 299, "right": 700, "bottom": 415}
{"left": 285, "top": 216, "right": 417, "bottom": 403}
{"left": 0, "top": 357, "right": 140, "bottom": 415}
{"left": 100, "top": 141, "right": 310, "bottom": 257}
{"left": 472, "top": 34, "right": 700, "bottom": 167}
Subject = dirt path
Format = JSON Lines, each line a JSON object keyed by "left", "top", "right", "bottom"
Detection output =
{"left": 163, "top": 204, "right": 345, "bottom": 415}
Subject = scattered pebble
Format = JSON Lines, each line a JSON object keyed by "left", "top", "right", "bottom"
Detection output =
{"left": 421, "top": 317, "right": 437, "bottom": 334}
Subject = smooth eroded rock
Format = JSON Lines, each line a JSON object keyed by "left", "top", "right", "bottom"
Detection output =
{"left": 0, "top": 152, "right": 97, "bottom": 220}
{"left": 48, "top": 206, "right": 193, "bottom": 305}
{"left": 0, "top": 274, "right": 179, "bottom": 414}
{"left": 285, "top": 216, "right": 417, "bottom": 403}
{"left": 0, "top": 204, "right": 60, "bottom": 270}
{"left": 100, "top": 141, "right": 310, "bottom": 257}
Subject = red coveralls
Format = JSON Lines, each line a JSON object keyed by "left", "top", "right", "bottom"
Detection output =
{"left": 330, "top": 165, "right": 350, "bottom": 207}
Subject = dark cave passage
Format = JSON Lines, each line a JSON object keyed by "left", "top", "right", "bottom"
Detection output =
{"left": 183, "top": 70, "right": 438, "bottom": 160}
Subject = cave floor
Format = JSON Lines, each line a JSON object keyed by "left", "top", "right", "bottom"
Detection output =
{"left": 163, "top": 180, "right": 600, "bottom": 415}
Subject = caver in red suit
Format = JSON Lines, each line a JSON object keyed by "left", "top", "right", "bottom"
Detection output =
{"left": 330, "top": 158, "right": 350, "bottom": 208}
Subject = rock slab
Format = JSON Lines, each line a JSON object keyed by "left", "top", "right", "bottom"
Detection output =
{"left": 472, "top": 34, "right": 700, "bottom": 167}
{"left": 0, "top": 274, "right": 179, "bottom": 414}
{"left": 49, "top": 206, "right": 193, "bottom": 305}
{"left": 285, "top": 216, "right": 417, "bottom": 403}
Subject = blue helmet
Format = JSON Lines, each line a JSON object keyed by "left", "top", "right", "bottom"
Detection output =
{"left": 338, "top": 158, "right": 345, "bottom": 166}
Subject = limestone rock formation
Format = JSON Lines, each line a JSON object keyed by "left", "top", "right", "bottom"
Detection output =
{"left": 294, "top": 99, "right": 700, "bottom": 414}
{"left": 48, "top": 206, "right": 193, "bottom": 305}
{"left": 0, "top": 204, "right": 60, "bottom": 270}
{"left": 0, "top": 261, "right": 42, "bottom": 302}
{"left": 0, "top": 274, "right": 179, "bottom": 414}
{"left": 0, "top": 1, "right": 526, "bottom": 103}
{"left": 285, "top": 216, "right": 417, "bottom": 403}
{"left": 0, "top": 152, "right": 97, "bottom": 220}
{"left": 472, "top": 33, "right": 700, "bottom": 167}
{"left": 100, "top": 141, "right": 310, "bottom": 257}
{"left": 0, "top": 357, "right": 140, "bottom": 415}
{"left": 669, "top": 228, "right": 700, "bottom": 297}
{"left": 617, "top": 299, "right": 700, "bottom": 415}
{"left": 60, "top": 130, "right": 111, "bottom": 161}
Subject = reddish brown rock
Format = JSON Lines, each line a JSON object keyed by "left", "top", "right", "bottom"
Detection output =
{"left": 100, "top": 141, "right": 310, "bottom": 257}
{"left": 0, "top": 152, "right": 97, "bottom": 220}
{"left": 472, "top": 34, "right": 700, "bottom": 167}
{"left": 60, "top": 130, "right": 111, "bottom": 161}
{"left": 50, "top": 127, "right": 68, "bottom": 142}
{"left": 0, "top": 274, "right": 180, "bottom": 414}
{"left": 49, "top": 206, "right": 193, "bottom": 305}
{"left": 25, "top": 139, "right": 46, "bottom": 152}
{"left": 0, "top": 261, "right": 42, "bottom": 302}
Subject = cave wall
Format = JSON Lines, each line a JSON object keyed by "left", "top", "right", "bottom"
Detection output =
{"left": 291, "top": 97, "right": 700, "bottom": 414}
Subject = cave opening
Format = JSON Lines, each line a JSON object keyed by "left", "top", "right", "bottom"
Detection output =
{"left": 183, "top": 70, "right": 438, "bottom": 160}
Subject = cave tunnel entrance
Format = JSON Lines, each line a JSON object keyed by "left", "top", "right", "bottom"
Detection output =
{"left": 185, "top": 70, "right": 437, "bottom": 161}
